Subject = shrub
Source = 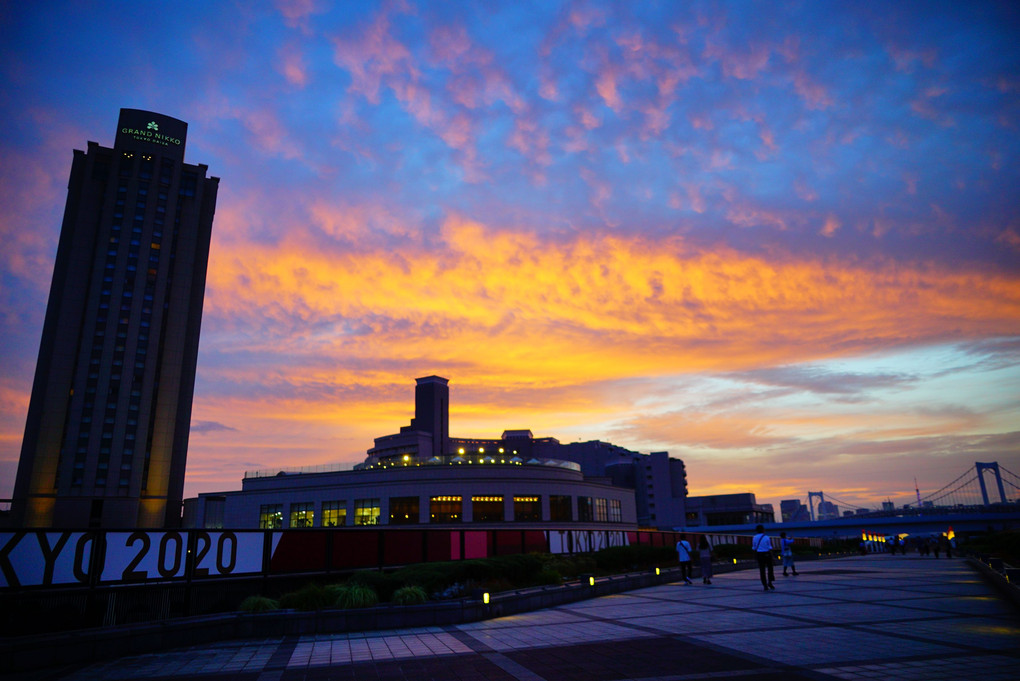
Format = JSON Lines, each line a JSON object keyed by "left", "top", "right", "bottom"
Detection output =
{"left": 543, "top": 554, "right": 596, "bottom": 578}
{"left": 334, "top": 582, "right": 379, "bottom": 609}
{"left": 535, "top": 567, "right": 562, "bottom": 585}
{"left": 238, "top": 595, "right": 279, "bottom": 613}
{"left": 278, "top": 583, "right": 334, "bottom": 611}
{"left": 386, "top": 563, "right": 458, "bottom": 595}
{"left": 348, "top": 570, "right": 402, "bottom": 602}
{"left": 391, "top": 585, "right": 428, "bottom": 605}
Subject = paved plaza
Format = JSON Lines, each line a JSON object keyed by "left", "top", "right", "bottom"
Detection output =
{"left": 11, "top": 554, "right": 1020, "bottom": 681}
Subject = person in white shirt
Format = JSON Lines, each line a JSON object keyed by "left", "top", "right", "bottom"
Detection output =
{"left": 752, "top": 524, "right": 775, "bottom": 591}
{"left": 676, "top": 534, "right": 693, "bottom": 585}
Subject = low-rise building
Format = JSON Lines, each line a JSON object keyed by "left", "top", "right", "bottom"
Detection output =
{"left": 185, "top": 376, "right": 689, "bottom": 530}
{"left": 683, "top": 492, "right": 775, "bottom": 527}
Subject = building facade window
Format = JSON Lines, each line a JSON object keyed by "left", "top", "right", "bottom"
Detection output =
{"left": 290, "top": 502, "right": 314, "bottom": 528}
{"left": 608, "top": 499, "right": 623, "bottom": 523}
{"left": 322, "top": 500, "right": 346, "bottom": 527}
{"left": 594, "top": 498, "right": 608, "bottom": 522}
{"left": 578, "top": 496, "right": 594, "bottom": 522}
{"left": 550, "top": 495, "right": 572, "bottom": 522}
{"left": 430, "top": 495, "right": 462, "bottom": 523}
{"left": 471, "top": 495, "right": 503, "bottom": 522}
{"left": 513, "top": 495, "right": 541, "bottom": 522}
{"left": 389, "top": 496, "right": 419, "bottom": 524}
{"left": 354, "top": 498, "right": 380, "bottom": 525}
{"left": 259, "top": 504, "right": 283, "bottom": 529}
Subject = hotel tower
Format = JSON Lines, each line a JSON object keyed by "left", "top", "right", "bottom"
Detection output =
{"left": 11, "top": 109, "right": 218, "bottom": 528}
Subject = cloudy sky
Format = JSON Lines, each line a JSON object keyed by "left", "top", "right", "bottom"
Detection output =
{"left": 2, "top": 1, "right": 1018, "bottom": 515}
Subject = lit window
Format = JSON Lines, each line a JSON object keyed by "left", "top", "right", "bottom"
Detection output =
{"left": 430, "top": 496, "right": 462, "bottom": 523}
{"left": 290, "top": 502, "right": 314, "bottom": 528}
{"left": 354, "top": 498, "right": 380, "bottom": 525}
{"left": 322, "top": 500, "right": 346, "bottom": 527}
{"left": 259, "top": 504, "right": 283, "bottom": 529}
{"left": 390, "top": 496, "right": 420, "bottom": 524}
{"left": 513, "top": 495, "right": 541, "bottom": 522}
{"left": 471, "top": 496, "right": 503, "bottom": 522}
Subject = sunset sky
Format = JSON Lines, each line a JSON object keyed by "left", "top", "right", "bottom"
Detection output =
{"left": 1, "top": 1, "right": 1018, "bottom": 515}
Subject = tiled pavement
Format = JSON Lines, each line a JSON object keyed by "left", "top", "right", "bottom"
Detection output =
{"left": 14, "top": 554, "right": 1020, "bottom": 681}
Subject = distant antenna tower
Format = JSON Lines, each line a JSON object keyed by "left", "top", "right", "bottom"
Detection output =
{"left": 914, "top": 477, "right": 921, "bottom": 506}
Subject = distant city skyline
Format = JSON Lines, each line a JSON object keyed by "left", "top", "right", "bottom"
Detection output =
{"left": 2, "top": 2, "right": 1018, "bottom": 518}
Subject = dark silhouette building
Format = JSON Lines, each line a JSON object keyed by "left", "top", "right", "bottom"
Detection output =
{"left": 781, "top": 498, "right": 810, "bottom": 523}
{"left": 11, "top": 109, "right": 218, "bottom": 528}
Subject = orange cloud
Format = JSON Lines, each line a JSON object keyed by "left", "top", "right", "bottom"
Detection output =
{"left": 204, "top": 212, "right": 1020, "bottom": 387}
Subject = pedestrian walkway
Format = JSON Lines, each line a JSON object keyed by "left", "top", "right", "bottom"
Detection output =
{"left": 16, "top": 554, "right": 1020, "bottom": 681}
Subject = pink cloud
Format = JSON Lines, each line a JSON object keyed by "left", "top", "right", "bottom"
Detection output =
{"left": 704, "top": 39, "right": 771, "bottom": 80}
{"left": 794, "top": 179, "right": 818, "bottom": 202}
{"left": 275, "top": 0, "right": 322, "bottom": 28}
{"left": 239, "top": 109, "right": 303, "bottom": 160}
{"left": 278, "top": 43, "right": 308, "bottom": 87}
{"left": 332, "top": 11, "right": 415, "bottom": 104}
{"left": 887, "top": 44, "right": 938, "bottom": 73}
{"left": 595, "top": 65, "right": 623, "bottom": 112}
{"left": 756, "top": 125, "right": 778, "bottom": 159}
{"left": 820, "top": 214, "right": 841, "bottom": 238}
{"left": 690, "top": 113, "right": 714, "bottom": 130}
{"left": 910, "top": 87, "right": 956, "bottom": 127}
{"left": 726, "top": 203, "right": 788, "bottom": 231}
{"left": 686, "top": 183, "right": 707, "bottom": 214}
{"left": 792, "top": 70, "right": 833, "bottom": 110}
{"left": 902, "top": 172, "right": 918, "bottom": 196}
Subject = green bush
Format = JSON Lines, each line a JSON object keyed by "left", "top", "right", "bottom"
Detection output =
{"left": 348, "top": 570, "right": 403, "bottom": 602}
{"left": 542, "top": 554, "right": 593, "bottom": 579}
{"left": 238, "top": 595, "right": 279, "bottom": 613}
{"left": 334, "top": 582, "right": 379, "bottom": 609}
{"left": 535, "top": 567, "right": 562, "bottom": 585}
{"left": 278, "top": 583, "right": 334, "bottom": 611}
{"left": 391, "top": 585, "right": 429, "bottom": 605}
{"left": 385, "top": 563, "right": 458, "bottom": 595}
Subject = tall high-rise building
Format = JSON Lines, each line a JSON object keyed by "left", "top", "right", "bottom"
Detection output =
{"left": 11, "top": 109, "right": 218, "bottom": 528}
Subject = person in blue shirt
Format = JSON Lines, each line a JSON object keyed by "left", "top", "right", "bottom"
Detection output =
{"left": 780, "top": 531, "right": 798, "bottom": 576}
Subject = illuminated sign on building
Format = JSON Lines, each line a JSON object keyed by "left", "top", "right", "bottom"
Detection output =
{"left": 115, "top": 108, "right": 188, "bottom": 160}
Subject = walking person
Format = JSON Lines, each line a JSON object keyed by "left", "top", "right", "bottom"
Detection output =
{"left": 780, "top": 531, "right": 798, "bottom": 576}
{"left": 698, "top": 535, "right": 714, "bottom": 584}
{"left": 752, "top": 524, "right": 775, "bottom": 591}
{"left": 676, "top": 534, "right": 693, "bottom": 585}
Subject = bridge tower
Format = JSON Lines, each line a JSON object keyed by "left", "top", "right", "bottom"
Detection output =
{"left": 976, "top": 462, "right": 1007, "bottom": 506}
{"left": 807, "top": 491, "right": 825, "bottom": 522}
